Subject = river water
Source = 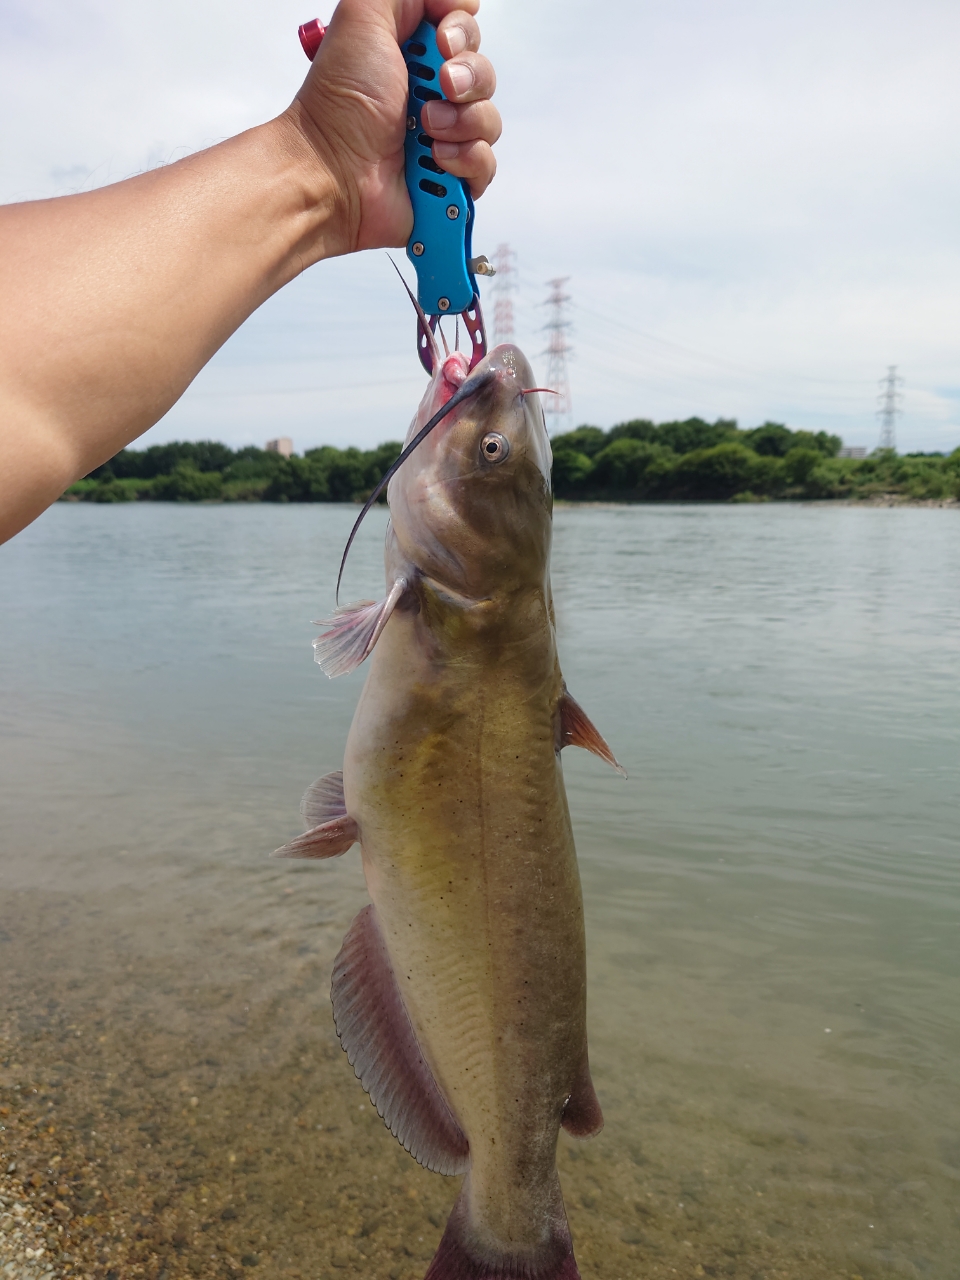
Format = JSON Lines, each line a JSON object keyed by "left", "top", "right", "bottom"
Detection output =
{"left": 1, "top": 503, "right": 958, "bottom": 1280}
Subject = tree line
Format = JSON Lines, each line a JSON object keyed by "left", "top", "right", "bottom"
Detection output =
{"left": 550, "top": 419, "right": 959, "bottom": 501}
{"left": 63, "top": 418, "right": 960, "bottom": 506}
{"left": 67, "top": 440, "right": 403, "bottom": 504}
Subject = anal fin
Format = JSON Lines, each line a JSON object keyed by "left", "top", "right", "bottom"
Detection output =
{"left": 558, "top": 688, "right": 627, "bottom": 777}
{"left": 332, "top": 904, "right": 469, "bottom": 1176}
{"left": 313, "top": 576, "right": 408, "bottom": 678}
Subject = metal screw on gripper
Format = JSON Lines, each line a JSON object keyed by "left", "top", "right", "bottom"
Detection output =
{"left": 446, "top": 206, "right": 460, "bottom": 220}
{"left": 407, "top": 116, "right": 417, "bottom": 130}
{"left": 412, "top": 242, "right": 425, "bottom": 257}
{"left": 438, "top": 298, "right": 451, "bottom": 311}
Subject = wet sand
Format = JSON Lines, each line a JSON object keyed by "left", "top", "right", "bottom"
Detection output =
{"left": 3, "top": 870, "right": 957, "bottom": 1280}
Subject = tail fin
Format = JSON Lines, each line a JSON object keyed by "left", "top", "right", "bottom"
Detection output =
{"left": 423, "top": 1179, "right": 581, "bottom": 1280}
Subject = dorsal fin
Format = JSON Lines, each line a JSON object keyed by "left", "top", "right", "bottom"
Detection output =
{"left": 558, "top": 689, "right": 627, "bottom": 777}
{"left": 332, "top": 905, "right": 469, "bottom": 1176}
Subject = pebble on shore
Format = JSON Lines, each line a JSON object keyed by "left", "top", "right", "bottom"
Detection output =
{"left": 0, "top": 1166, "right": 63, "bottom": 1280}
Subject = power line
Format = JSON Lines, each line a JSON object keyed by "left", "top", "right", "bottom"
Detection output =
{"left": 876, "top": 365, "right": 904, "bottom": 451}
{"left": 542, "top": 277, "right": 572, "bottom": 433}
{"left": 573, "top": 299, "right": 871, "bottom": 390}
{"left": 491, "top": 243, "right": 517, "bottom": 346}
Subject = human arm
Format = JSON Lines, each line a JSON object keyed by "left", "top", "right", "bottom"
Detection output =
{"left": 0, "top": 0, "right": 500, "bottom": 545}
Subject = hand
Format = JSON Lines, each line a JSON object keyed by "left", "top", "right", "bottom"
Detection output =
{"left": 287, "top": 0, "right": 501, "bottom": 254}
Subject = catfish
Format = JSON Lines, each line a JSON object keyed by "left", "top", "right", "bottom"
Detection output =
{"left": 274, "top": 330, "right": 624, "bottom": 1280}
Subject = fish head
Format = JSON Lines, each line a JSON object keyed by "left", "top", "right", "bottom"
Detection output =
{"left": 387, "top": 344, "right": 553, "bottom": 598}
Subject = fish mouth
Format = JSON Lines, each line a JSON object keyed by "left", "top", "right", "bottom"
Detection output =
{"left": 335, "top": 364, "right": 497, "bottom": 602}
{"left": 478, "top": 343, "right": 553, "bottom": 473}
{"left": 381, "top": 341, "right": 554, "bottom": 598}
{"left": 333, "top": 340, "right": 551, "bottom": 603}
{"left": 412, "top": 342, "right": 553, "bottom": 494}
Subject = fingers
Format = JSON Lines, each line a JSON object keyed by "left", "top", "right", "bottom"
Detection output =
{"left": 422, "top": 95, "right": 500, "bottom": 197}
{"left": 422, "top": 98, "right": 501, "bottom": 146}
{"left": 438, "top": 50, "right": 496, "bottom": 103}
{"left": 411, "top": 3, "right": 498, "bottom": 197}
{"left": 430, "top": 138, "right": 497, "bottom": 197}
{"left": 436, "top": 11, "right": 481, "bottom": 57}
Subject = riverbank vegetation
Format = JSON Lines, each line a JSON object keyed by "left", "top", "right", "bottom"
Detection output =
{"left": 62, "top": 420, "right": 960, "bottom": 505}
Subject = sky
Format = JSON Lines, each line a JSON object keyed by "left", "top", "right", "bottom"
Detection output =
{"left": 2, "top": 0, "right": 959, "bottom": 454}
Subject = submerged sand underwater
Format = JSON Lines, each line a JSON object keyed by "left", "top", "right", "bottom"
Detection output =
{"left": 2, "top": 503, "right": 959, "bottom": 1280}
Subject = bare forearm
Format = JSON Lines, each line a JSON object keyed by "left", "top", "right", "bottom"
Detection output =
{"left": 0, "top": 110, "right": 338, "bottom": 543}
{"left": 0, "top": 0, "right": 500, "bottom": 547}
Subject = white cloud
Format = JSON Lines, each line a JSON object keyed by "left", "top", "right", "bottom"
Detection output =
{"left": 2, "top": 0, "right": 957, "bottom": 452}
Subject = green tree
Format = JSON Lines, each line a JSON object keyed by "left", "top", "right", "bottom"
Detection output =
{"left": 743, "top": 422, "right": 795, "bottom": 457}
{"left": 222, "top": 447, "right": 289, "bottom": 483}
{"left": 652, "top": 417, "right": 739, "bottom": 455}
{"left": 94, "top": 440, "right": 235, "bottom": 480}
{"left": 153, "top": 464, "right": 223, "bottom": 501}
{"left": 91, "top": 480, "right": 137, "bottom": 503}
{"left": 670, "top": 443, "right": 767, "bottom": 500}
{"left": 605, "top": 419, "right": 657, "bottom": 445}
{"left": 550, "top": 425, "right": 608, "bottom": 458}
{"left": 782, "top": 447, "right": 822, "bottom": 487}
{"left": 590, "top": 439, "right": 676, "bottom": 496}
{"left": 551, "top": 448, "right": 594, "bottom": 496}
{"left": 263, "top": 455, "right": 324, "bottom": 502}
{"left": 792, "top": 430, "right": 842, "bottom": 458}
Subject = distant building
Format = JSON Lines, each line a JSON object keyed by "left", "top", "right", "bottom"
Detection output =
{"left": 265, "top": 437, "right": 293, "bottom": 458}
{"left": 838, "top": 446, "right": 867, "bottom": 459}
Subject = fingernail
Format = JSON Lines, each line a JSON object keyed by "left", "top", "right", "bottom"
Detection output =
{"left": 433, "top": 141, "right": 460, "bottom": 161}
{"left": 422, "top": 100, "right": 457, "bottom": 131}
{"left": 445, "top": 25, "right": 468, "bottom": 56}
{"left": 446, "top": 62, "right": 474, "bottom": 98}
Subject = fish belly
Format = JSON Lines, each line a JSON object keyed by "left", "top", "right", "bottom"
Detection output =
{"left": 344, "top": 607, "right": 586, "bottom": 1249}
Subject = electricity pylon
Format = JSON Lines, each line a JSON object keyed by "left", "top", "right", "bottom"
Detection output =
{"left": 542, "top": 277, "right": 572, "bottom": 433}
{"left": 876, "top": 366, "right": 903, "bottom": 451}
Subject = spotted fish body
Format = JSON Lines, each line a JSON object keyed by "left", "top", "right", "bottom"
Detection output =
{"left": 275, "top": 342, "right": 622, "bottom": 1280}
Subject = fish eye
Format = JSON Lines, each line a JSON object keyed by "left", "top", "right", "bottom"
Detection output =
{"left": 480, "top": 432, "right": 510, "bottom": 464}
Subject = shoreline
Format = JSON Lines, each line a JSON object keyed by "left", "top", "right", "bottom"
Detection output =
{"left": 554, "top": 494, "right": 960, "bottom": 510}
{"left": 59, "top": 494, "right": 960, "bottom": 511}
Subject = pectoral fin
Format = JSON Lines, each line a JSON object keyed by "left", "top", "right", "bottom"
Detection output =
{"left": 558, "top": 688, "right": 627, "bottom": 777}
{"left": 271, "top": 815, "right": 357, "bottom": 860}
{"left": 331, "top": 905, "right": 469, "bottom": 1176}
{"left": 313, "top": 576, "right": 408, "bottom": 678}
{"left": 271, "top": 769, "right": 358, "bottom": 859}
{"left": 300, "top": 769, "right": 348, "bottom": 827}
